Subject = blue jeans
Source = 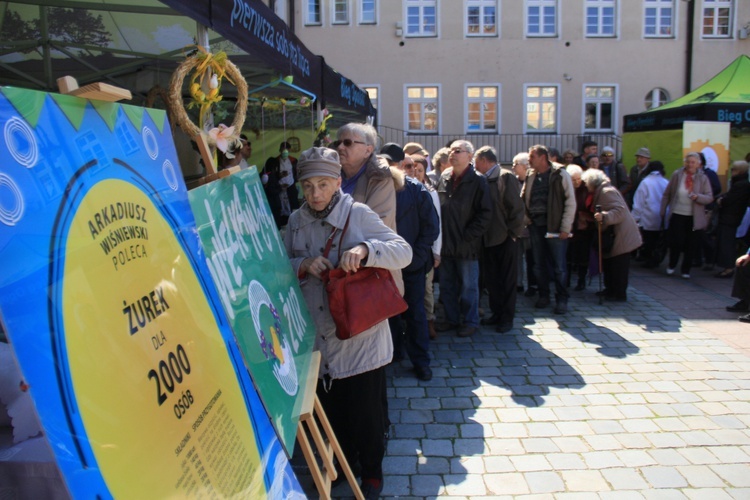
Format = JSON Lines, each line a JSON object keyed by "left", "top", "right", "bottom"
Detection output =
{"left": 529, "top": 225, "right": 569, "bottom": 301}
{"left": 439, "top": 257, "right": 480, "bottom": 327}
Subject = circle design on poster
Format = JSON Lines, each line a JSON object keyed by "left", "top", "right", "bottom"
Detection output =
{"left": 4, "top": 117, "right": 39, "bottom": 168}
{"left": 247, "top": 280, "right": 298, "bottom": 396}
{"left": 701, "top": 146, "right": 719, "bottom": 172}
{"left": 142, "top": 126, "right": 159, "bottom": 160}
{"left": 0, "top": 173, "right": 24, "bottom": 226}
{"left": 163, "top": 160, "right": 178, "bottom": 191}
{"left": 62, "top": 180, "right": 265, "bottom": 498}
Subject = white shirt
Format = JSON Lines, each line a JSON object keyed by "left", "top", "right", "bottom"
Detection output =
{"left": 631, "top": 171, "right": 669, "bottom": 231}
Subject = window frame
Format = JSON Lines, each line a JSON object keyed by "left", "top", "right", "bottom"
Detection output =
{"left": 305, "top": 0, "right": 322, "bottom": 25}
{"left": 523, "top": 83, "right": 559, "bottom": 134}
{"left": 405, "top": 0, "right": 438, "bottom": 38}
{"left": 464, "top": 84, "right": 501, "bottom": 134}
{"left": 404, "top": 84, "right": 441, "bottom": 134}
{"left": 466, "top": 0, "right": 499, "bottom": 38}
{"left": 359, "top": 0, "right": 377, "bottom": 24}
{"left": 331, "top": 0, "right": 350, "bottom": 25}
{"left": 585, "top": 0, "right": 618, "bottom": 38}
{"left": 643, "top": 0, "right": 676, "bottom": 38}
{"left": 582, "top": 84, "right": 618, "bottom": 134}
{"left": 362, "top": 85, "right": 381, "bottom": 126}
{"left": 701, "top": 0, "right": 734, "bottom": 39}
{"left": 525, "top": 0, "right": 558, "bottom": 38}
{"left": 644, "top": 87, "right": 670, "bottom": 110}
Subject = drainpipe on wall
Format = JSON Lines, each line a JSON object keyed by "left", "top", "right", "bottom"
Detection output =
{"left": 685, "top": 0, "right": 695, "bottom": 95}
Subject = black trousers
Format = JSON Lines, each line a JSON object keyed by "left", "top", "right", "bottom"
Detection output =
{"left": 390, "top": 270, "right": 430, "bottom": 369}
{"left": 731, "top": 262, "right": 750, "bottom": 302}
{"left": 603, "top": 252, "right": 631, "bottom": 300}
{"left": 484, "top": 238, "right": 519, "bottom": 325}
{"left": 668, "top": 214, "right": 702, "bottom": 274}
{"left": 716, "top": 224, "right": 740, "bottom": 270}
{"left": 317, "top": 367, "right": 387, "bottom": 481}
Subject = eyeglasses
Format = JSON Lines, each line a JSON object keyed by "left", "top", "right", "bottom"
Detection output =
{"left": 333, "top": 138, "right": 366, "bottom": 148}
{"left": 601, "top": 153, "right": 614, "bottom": 158}
{"left": 450, "top": 147, "right": 468, "bottom": 154}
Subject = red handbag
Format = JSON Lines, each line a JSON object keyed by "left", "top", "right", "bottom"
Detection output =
{"left": 321, "top": 213, "right": 407, "bottom": 340}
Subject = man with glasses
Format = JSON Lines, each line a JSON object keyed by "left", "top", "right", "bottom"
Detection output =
{"left": 522, "top": 145, "right": 576, "bottom": 315}
{"left": 599, "top": 146, "right": 630, "bottom": 194}
{"left": 434, "top": 140, "right": 492, "bottom": 338}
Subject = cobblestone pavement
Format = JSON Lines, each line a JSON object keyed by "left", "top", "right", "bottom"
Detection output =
{"left": 322, "top": 277, "right": 750, "bottom": 499}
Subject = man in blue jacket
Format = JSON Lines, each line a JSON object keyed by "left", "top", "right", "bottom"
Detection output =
{"left": 381, "top": 143, "right": 440, "bottom": 380}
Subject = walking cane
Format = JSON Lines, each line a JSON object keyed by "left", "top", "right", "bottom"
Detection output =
{"left": 596, "top": 205, "right": 604, "bottom": 305}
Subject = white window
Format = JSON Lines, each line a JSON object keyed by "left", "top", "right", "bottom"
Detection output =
{"left": 363, "top": 85, "right": 380, "bottom": 124}
{"left": 524, "top": 85, "right": 558, "bottom": 133}
{"left": 644, "top": 88, "right": 669, "bottom": 110}
{"left": 360, "top": 0, "right": 376, "bottom": 24}
{"left": 306, "top": 0, "right": 322, "bottom": 25}
{"left": 584, "top": 86, "right": 616, "bottom": 132}
{"left": 526, "top": 0, "right": 557, "bottom": 37}
{"left": 406, "top": 0, "right": 437, "bottom": 37}
{"left": 702, "top": 0, "right": 733, "bottom": 38}
{"left": 467, "top": 0, "right": 497, "bottom": 37}
{"left": 644, "top": 0, "right": 675, "bottom": 38}
{"left": 586, "top": 0, "right": 616, "bottom": 37}
{"left": 332, "top": 0, "right": 349, "bottom": 24}
{"left": 406, "top": 86, "right": 439, "bottom": 133}
{"left": 466, "top": 85, "right": 499, "bottom": 133}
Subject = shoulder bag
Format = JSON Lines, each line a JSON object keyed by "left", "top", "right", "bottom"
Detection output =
{"left": 321, "top": 212, "right": 408, "bottom": 340}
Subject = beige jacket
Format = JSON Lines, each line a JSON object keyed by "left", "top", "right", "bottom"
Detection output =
{"left": 284, "top": 194, "right": 412, "bottom": 380}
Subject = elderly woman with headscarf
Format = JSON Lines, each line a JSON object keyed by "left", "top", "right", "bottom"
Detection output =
{"left": 582, "top": 168, "right": 642, "bottom": 301}
{"left": 284, "top": 147, "right": 412, "bottom": 498}
{"left": 566, "top": 163, "right": 595, "bottom": 291}
{"left": 660, "top": 152, "right": 714, "bottom": 279}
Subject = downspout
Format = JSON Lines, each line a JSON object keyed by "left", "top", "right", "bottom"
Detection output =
{"left": 685, "top": 0, "right": 695, "bottom": 94}
{"left": 288, "top": 0, "right": 295, "bottom": 34}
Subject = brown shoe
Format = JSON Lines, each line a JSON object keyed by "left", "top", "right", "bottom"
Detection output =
{"left": 434, "top": 321, "right": 458, "bottom": 332}
{"left": 427, "top": 320, "right": 437, "bottom": 339}
{"left": 457, "top": 326, "right": 476, "bottom": 338}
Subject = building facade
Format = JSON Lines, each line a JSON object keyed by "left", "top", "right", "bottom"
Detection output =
{"left": 268, "top": 0, "right": 749, "bottom": 159}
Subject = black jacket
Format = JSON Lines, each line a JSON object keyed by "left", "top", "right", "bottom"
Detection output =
{"left": 436, "top": 165, "right": 492, "bottom": 259}
{"left": 718, "top": 175, "right": 750, "bottom": 228}
{"left": 482, "top": 165, "right": 525, "bottom": 247}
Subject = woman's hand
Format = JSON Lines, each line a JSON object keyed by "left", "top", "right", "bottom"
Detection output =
{"left": 339, "top": 244, "right": 369, "bottom": 272}
{"left": 302, "top": 256, "right": 333, "bottom": 279}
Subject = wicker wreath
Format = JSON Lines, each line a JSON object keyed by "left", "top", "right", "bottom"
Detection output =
{"left": 168, "top": 52, "right": 248, "bottom": 145}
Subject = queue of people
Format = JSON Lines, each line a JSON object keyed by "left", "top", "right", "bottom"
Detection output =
{"left": 271, "top": 127, "right": 750, "bottom": 498}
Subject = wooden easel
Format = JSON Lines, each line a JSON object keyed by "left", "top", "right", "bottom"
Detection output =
{"left": 297, "top": 351, "right": 363, "bottom": 500}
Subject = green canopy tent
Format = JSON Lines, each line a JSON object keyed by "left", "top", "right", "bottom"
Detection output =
{"left": 623, "top": 55, "right": 750, "bottom": 182}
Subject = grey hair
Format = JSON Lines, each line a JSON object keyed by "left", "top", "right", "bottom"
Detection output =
{"left": 581, "top": 168, "right": 610, "bottom": 189}
{"left": 685, "top": 152, "right": 701, "bottom": 162}
{"left": 451, "top": 140, "right": 475, "bottom": 155}
{"left": 337, "top": 123, "right": 379, "bottom": 149}
{"left": 512, "top": 152, "right": 530, "bottom": 166}
{"left": 566, "top": 164, "right": 583, "bottom": 178}
{"left": 432, "top": 147, "right": 451, "bottom": 169}
{"left": 475, "top": 145, "right": 497, "bottom": 163}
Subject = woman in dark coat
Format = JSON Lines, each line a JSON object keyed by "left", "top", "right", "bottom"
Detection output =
{"left": 582, "top": 168, "right": 642, "bottom": 301}
{"left": 714, "top": 160, "right": 750, "bottom": 277}
{"left": 565, "top": 164, "right": 595, "bottom": 290}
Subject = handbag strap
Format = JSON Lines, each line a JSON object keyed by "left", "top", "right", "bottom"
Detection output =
{"left": 322, "top": 211, "right": 352, "bottom": 260}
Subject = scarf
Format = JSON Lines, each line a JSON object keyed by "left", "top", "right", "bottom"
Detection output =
{"left": 305, "top": 189, "right": 341, "bottom": 220}
{"left": 684, "top": 171, "right": 694, "bottom": 192}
